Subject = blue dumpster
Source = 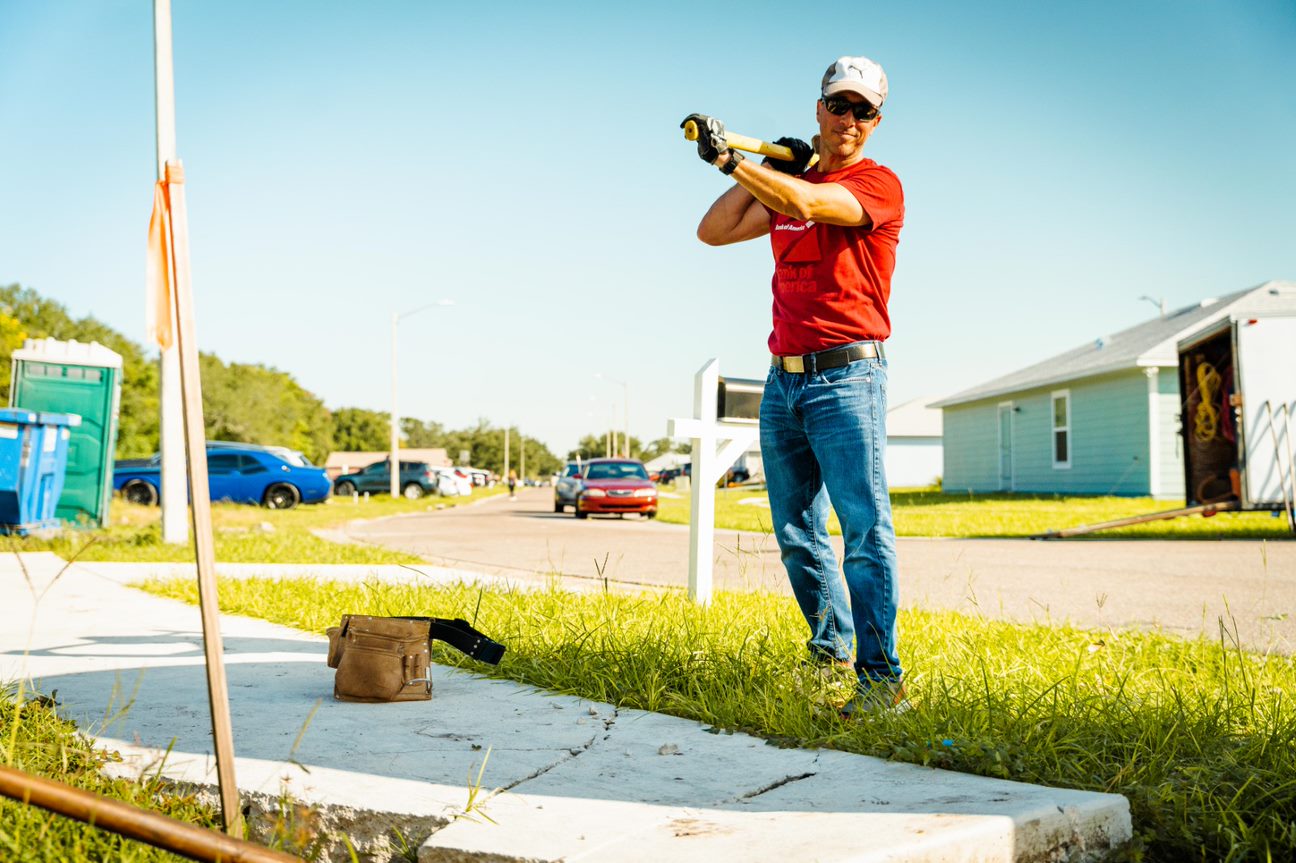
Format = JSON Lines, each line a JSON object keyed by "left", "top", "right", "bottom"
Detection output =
{"left": 0, "top": 408, "right": 79, "bottom": 535}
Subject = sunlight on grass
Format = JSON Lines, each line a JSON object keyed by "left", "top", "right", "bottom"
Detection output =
{"left": 6, "top": 487, "right": 503, "bottom": 565}
{"left": 0, "top": 686, "right": 220, "bottom": 861}
{"left": 656, "top": 485, "right": 1291, "bottom": 539}
{"left": 141, "top": 575, "right": 1296, "bottom": 862}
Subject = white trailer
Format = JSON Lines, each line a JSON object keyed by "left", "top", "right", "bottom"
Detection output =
{"left": 1177, "top": 312, "right": 1296, "bottom": 530}
{"left": 1036, "top": 288, "right": 1296, "bottom": 539}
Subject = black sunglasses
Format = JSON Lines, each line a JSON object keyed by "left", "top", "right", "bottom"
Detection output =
{"left": 822, "top": 96, "right": 879, "bottom": 122}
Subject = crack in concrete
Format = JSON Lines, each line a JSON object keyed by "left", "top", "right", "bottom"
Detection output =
{"left": 496, "top": 706, "right": 620, "bottom": 795}
{"left": 422, "top": 706, "right": 620, "bottom": 845}
{"left": 735, "top": 771, "right": 817, "bottom": 801}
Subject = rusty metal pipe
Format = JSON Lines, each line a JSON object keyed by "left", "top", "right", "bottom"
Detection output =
{"left": 0, "top": 764, "right": 302, "bottom": 863}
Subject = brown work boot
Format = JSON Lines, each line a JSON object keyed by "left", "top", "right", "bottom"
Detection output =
{"left": 839, "top": 679, "right": 911, "bottom": 719}
{"left": 794, "top": 656, "right": 856, "bottom": 706}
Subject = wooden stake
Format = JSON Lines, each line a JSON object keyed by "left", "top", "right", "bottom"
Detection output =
{"left": 165, "top": 159, "right": 242, "bottom": 835}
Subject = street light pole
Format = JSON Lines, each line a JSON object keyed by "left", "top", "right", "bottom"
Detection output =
{"left": 595, "top": 373, "right": 630, "bottom": 457}
{"left": 390, "top": 300, "right": 453, "bottom": 497}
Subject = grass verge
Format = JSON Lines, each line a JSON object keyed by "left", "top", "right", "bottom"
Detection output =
{"left": 0, "top": 683, "right": 220, "bottom": 862}
{"left": 142, "top": 575, "right": 1296, "bottom": 862}
{"left": 656, "top": 486, "right": 1292, "bottom": 539}
{"left": 5, "top": 487, "right": 503, "bottom": 565}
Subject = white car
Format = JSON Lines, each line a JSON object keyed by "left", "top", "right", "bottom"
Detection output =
{"left": 434, "top": 467, "right": 473, "bottom": 497}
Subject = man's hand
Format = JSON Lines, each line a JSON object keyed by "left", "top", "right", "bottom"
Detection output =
{"left": 681, "top": 113, "right": 728, "bottom": 164}
{"left": 763, "top": 137, "right": 813, "bottom": 175}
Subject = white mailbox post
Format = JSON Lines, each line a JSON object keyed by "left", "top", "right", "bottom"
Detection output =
{"left": 667, "top": 359, "right": 761, "bottom": 605}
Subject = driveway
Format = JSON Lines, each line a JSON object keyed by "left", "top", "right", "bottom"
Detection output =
{"left": 342, "top": 488, "right": 1296, "bottom": 653}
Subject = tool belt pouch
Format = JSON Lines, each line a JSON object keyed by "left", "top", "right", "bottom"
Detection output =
{"left": 327, "top": 614, "right": 505, "bottom": 703}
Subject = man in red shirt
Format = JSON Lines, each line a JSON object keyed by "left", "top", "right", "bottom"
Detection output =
{"left": 684, "top": 56, "right": 906, "bottom": 714}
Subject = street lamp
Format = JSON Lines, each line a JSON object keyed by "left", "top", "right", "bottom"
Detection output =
{"left": 594, "top": 373, "right": 629, "bottom": 458}
{"left": 1138, "top": 295, "right": 1167, "bottom": 318}
{"left": 391, "top": 299, "right": 453, "bottom": 497}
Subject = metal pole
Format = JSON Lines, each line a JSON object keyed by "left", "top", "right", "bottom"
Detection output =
{"left": 503, "top": 425, "right": 510, "bottom": 480}
{"left": 388, "top": 301, "right": 452, "bottom": 498}
{"left": 623, "top": 382, "right": 630, "bottom": 458}
{"left": 154, "top": 0, "right": 185, "bottom": 545}
{"left": 390, "top": 312, "right": 399, "bottom": 497}
{"left": 0, "top": 764, "right": 300, "bottom": 863}
{"left": 519, "top": 428, "right": 525, "bottom": 480}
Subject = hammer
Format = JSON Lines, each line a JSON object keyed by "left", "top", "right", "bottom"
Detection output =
{"left": 682, "top": 120, "right": 818, "bottom": 168}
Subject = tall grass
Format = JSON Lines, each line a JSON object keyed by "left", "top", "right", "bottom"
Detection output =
{"left": 143, "top": 576, "right": 1296, "bottom": 862}
{"left": 0, "top": 685, "right": 219, "bottom": 862}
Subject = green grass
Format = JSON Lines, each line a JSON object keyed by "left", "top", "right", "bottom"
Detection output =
{"left": 6, "top": 487, "right": 503, "bottom": 565}
{"left": 656, "top": 486, "right": 1292, "bottom": 539}
{"left": 141, "top": 575, "right": 1296, "bottom": 862}
{"left": 0, "top": 681, "right": 377, "bottom": 860}
{"left": 0, "top": 683, "right": 221, "bottom": 861}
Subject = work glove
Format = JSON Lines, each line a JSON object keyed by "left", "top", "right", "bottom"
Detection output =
{"left": 763, "top": 136, "right": 814, "bottom": 175}
{"left": 681, "top": 113, "right": 728, "bottom": 164}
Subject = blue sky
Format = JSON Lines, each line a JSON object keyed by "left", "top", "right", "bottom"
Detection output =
{"left": 2, "top": 1, "right": 1293, "bottom": 455}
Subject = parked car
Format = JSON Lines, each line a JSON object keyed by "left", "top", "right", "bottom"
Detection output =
{"left": 571, "top": 458, "right": 657, "bottom": 520}
{"left": 114, "top": 444, "right": 331, "bottom": 509}
{"left": 333, "top": 460, "right": 450, "bottom": 499}
{"left": 723, "top": 465, "right": 751, "bottom": 485}
{"left": 465, "top": 468, "right": 495, "bottom": 488}
{"left": 432, "top": 467, "right": 474, "bottom": 497}
{"left": 553, "top": 461, "right": 584, "bottom": 512}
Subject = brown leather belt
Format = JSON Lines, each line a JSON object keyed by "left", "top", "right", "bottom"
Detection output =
{"left": 771, "top": 341, "right": 885, "bottom": 374}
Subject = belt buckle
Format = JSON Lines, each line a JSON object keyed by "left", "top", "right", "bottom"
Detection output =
{"left": 784, "top": 355, "right": 805, "bottom": 373}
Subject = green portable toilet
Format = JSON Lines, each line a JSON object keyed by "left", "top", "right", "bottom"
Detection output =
{"left": 10, "top": 338, "right": 122, "bottom": 526}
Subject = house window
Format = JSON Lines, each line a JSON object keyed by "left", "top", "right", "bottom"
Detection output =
{"left": 1052, "top": 390, "right": 1071, "bottom": 469}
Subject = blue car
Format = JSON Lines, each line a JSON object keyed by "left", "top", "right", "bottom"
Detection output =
{"left": 114, "top": 443, "right": 331, "bottom": 509}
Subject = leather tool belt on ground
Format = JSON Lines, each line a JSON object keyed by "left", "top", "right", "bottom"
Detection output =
{"left": 326, "top": 614, "right": 506, "bottom": 703}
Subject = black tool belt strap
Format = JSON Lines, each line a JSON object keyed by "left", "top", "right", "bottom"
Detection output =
{"left": 395, "top": 616, "right": 506, "bottom": 665}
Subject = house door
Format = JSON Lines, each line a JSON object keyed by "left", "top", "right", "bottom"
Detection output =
{"left": 997, "top": 403, "right": 1013, "bottom": 491}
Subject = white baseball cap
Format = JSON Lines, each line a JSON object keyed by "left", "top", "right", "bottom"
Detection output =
{"left": 821, "top": 55, "right": 888, "bottom": 108}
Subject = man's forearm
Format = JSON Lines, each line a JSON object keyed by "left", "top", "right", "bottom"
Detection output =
{"left": 718, "top": 152, "right": 815, "bottom": 220}
{"left": 697, "top": 183, "right": 762, "bottom": 246}
{"left": 716, "top": 151, "right": 867, "bottom": 227}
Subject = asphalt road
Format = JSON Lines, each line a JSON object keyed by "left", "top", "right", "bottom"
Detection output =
{"left": 342, "top": 487, "right": 1296, "bottom": 653}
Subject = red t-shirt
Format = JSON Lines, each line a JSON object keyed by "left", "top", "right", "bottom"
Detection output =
{"left": 766, "top": 159, "right": 904, "bottom": 355}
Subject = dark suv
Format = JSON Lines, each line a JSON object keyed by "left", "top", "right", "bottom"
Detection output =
{"left": 333, "top": 460, "right": 441, "bottom": 499}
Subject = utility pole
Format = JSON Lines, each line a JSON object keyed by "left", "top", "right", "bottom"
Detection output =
{"left": 154, "top": 0, "right": 185, "bottom": 545}
{"left": 389, "top": 312, "right": 400, "bottom": 497}
{"left": 595, "top": 373, "right": 630, "bottom": 458}
{"left": 389, "top": 301, "right": 453, "bottom": 497}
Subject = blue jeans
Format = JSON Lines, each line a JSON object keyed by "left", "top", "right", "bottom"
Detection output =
{"left": 760, "top": 352, "right": 902, "bottom": 684}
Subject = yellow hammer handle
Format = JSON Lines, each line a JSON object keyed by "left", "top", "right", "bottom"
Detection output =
{"left": 683, "top": 120, "right": 794, "bottom": 161}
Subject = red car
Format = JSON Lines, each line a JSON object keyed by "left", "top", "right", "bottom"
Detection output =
{"left": 574, "top": 458, "right": 658, "bottom": 519}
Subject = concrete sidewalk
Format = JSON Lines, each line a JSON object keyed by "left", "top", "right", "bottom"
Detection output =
{"left": 1, "top": 554, "right": 1131, "bottom": 862}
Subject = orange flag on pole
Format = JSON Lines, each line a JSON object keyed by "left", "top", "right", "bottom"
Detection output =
{"left": 146, "top": 179, "right": 175, "bottom": 350}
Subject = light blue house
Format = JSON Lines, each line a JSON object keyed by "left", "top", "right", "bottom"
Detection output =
{"left": 933, "top": 281, "right": 1296, "bottom": 498}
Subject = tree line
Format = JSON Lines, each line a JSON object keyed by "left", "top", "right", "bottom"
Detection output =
{"left": 0, "top": 283, "right": 583, "bottom": 477}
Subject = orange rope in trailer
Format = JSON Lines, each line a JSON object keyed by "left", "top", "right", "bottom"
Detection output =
{"left": 1194, "top": 361, "right": 1221, "bottom": 443}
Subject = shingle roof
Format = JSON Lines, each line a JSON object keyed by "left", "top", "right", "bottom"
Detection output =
{"left": 933, "top": 280, "right": 1296, "bottom": 408}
